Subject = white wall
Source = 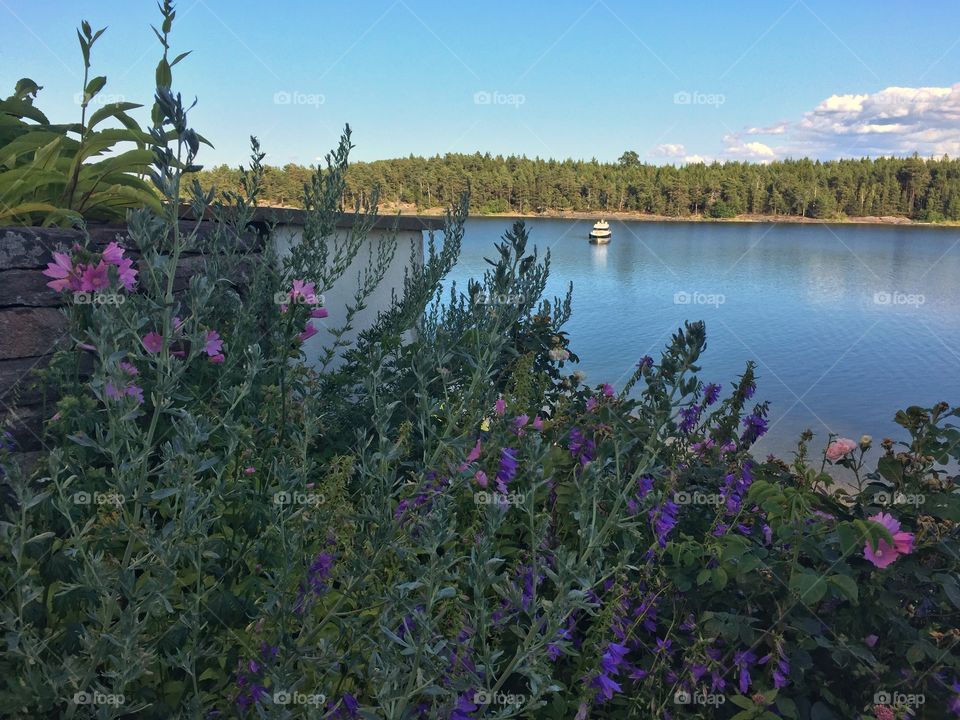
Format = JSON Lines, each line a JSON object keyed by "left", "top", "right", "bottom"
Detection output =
{"left": 271, "top": 225, "right": 424, "bottom": 371}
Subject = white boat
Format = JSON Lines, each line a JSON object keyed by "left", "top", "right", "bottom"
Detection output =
{"left": 589, "top": 219, "right": 611, "bottom": 243}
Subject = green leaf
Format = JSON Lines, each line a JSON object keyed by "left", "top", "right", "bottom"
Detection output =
{"left": 789, "top": 571, "right": 827, "bottom": 604}
{"left": 836, "top": 522, "right": 859, "bottom": 556}
{"left": 828, "top": 574, "right": 858, "bottom": 603}
{"left": 82, "top": 76, "right": 107, "bottom": 104}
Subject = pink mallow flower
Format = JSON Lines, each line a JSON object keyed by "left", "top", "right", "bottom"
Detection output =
{"left": 474, "top": 470, "right": 488, "bottom": 489}
{"left": 291, "top": 279, "right": 317, "bottom": 302}
{"left": 310, "top": 307, "right": 329, "bottom": 319}
{"left": 102, "top": 242, "right": 137, "bottom": 290}
{"left": 298, "top": 323, "right": 319, "bottom": 343}
{"left": 864, "top": 512, "right": 914, "bottom": 569}
{"left": 826, "top": 437, "right": 858, "bottom": 462}
{"left": 531, "top": 416, "right": 544, "bottom": 431}
{"left": 142, "top": 332, "right": 164, "bottom": 354}
{"left": 43, "top": 252, "right": 83, "bottom": 292}
{"left": 205, "top": 330, "right": 225, "bottom": 363}
{"left": 78, "top": 261, "right": 110, "bottom": 292}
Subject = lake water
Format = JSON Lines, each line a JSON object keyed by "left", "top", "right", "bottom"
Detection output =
{"left": 441, "top": 218, "right": 960, "bottom": 460}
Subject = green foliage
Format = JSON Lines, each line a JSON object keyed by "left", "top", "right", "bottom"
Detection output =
{"left": 0, "top": 12, "right": 182, "bottom": 227}
{"left": 190, "top": 152, "right": 960, "bottom": 222}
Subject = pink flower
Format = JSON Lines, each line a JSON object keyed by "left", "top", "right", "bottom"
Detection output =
{"left": 873, "top": 705, "right": 895, "bottom": 720}
{"left": 602, "top": 383, "right": 614, "bottom": 397}
{"left": 105, "top": 382, "right": 123, "bottom": 400}
{"left": 474, "top": 470, "right": 488, "bottom": 489}
{"left": 42, "top": 251, "right": 82, "bottom": 292}
{"left": 586, "top": 397, "right": 599, "bottom": 412}
{"left": 120, "top": 361, "right": 139, "bottom": 376}
{"left": 298, "top": 322, "right": 318, "bottom": 343}
{"left": 78, "top": 260, "right": 110, "bottom": 292}
{"left": 466, "top": 438, "right": 482, "bottom": 464}
{"left": 113, "top": 257, "right": 137, "bottom": 291}
{"left": 494, "top": 397, "right": 506, "bottom": 417}
{"left": 531, "top": 416, "right": 543, "bottom": 431}
{"left": 513, "top": 415, "right": 529, "bottom": 435}
{"left": 204, "top": 330, "right": 225, "bottom": 363}
{"left": 244, "top": 466, "right": 256, "bottom": 475}
{"left": 142, "top": 332, "right": 164, "bottom": 354}
{"left": 864, "top": 634, "right": 879, "bottom": 648}
{"left": 291, "top": 279, "right": 317, "bottom": 302}
{"left": 864, "top": 512, "right": 914, "bottom": 569}
{"left": 101, "top": 241, "right": 124, "bottom": 265}
{"left": 826, "top": 437, "right": 858, "bottom": 462}
{"left": 310, "top": 307, "right": 329, "bottom": 319}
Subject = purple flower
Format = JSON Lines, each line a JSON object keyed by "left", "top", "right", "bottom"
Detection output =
{"left": 637, "top": 356, "right": 653, "bottom": 370}
{"left": 733, "top": 649, "right": 758, "bottom": 694}
{"left": 602, "top": 383, "right": 615, "bottom": 397}
{"left": 496, "top": 447, "right": 519, "bottom": 492}
{"left": 650, "top": 500, "right": 679, "bottom": 547}
{"left": 591, "top": 672, "right": 622, "bottom": 702}
{"left": 741, "top": 413, "right": 768, "bottom": 444}
{"left": 678, "top": 404, "right": 700, "bottom": 434}
{"left": 703, "top": 383, "right": 721, "bottom": 405}
{"left": 772, "top": 649, "right": 790, "bottom": 689}
{"left": 451, "top": 691, "right": 479, "bottom": 720}
{"left": 569, "top": 427, "right": 596, "bottom": 466}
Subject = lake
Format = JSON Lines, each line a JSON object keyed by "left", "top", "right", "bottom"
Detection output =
{"left": 441, "top": 217, "right": 960, "bottom": 460}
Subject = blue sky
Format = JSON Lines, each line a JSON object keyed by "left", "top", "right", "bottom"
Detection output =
{"left": 2, "top": 0, "right": 959, "bottom": 166}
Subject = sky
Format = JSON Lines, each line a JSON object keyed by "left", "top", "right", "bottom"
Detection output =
{"left": 2, "top": 0, "right": 960, "bottom": 167}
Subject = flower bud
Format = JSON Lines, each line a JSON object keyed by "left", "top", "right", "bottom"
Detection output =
{"left": 859, "top": 434, "right": 872, "bottom": 450}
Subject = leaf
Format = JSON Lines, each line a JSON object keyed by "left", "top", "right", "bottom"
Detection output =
{"left": 789, "top": 571, "right": 827, "bottom": 605}
{"left": 828, "top": 574, "right": 858, "bottom": 604}
{"left": 82, "top": 76, "right": 107, "bottom": 104}
{"left": 151, "top": 488, "right": 178, "bottom": 500}
{"left": 836, "top": 522, "right": 859, "bottom": 556}
{"left": 87, "top": 101, "right": 144, "bottom": 130}
{"left": 934, "top": 572, "right": 960, "bottom": 609}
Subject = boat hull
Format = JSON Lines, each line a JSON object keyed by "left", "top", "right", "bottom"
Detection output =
{"left": 589, "top": 232, "right": 611, "bottom": 244}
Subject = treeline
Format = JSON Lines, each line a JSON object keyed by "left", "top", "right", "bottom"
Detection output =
{"left": 189, "top": 152, "right": 960, "bottom": 221}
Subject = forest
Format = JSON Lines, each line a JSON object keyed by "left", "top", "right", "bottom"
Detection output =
{"left": 189, "top": 152, "right": 960, "bottom": 221}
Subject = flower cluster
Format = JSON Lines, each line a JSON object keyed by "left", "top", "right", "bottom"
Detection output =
{"left": 43, "top": 241, "right": 137, "bottom": 292}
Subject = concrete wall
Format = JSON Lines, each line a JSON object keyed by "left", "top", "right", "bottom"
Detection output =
{"left": 270, "top": 222, "right": 427, "bottom": 371}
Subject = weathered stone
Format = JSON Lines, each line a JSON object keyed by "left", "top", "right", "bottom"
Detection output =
{"left": 0, "top": 354, "right": 55, "bottom": 406}
{"left": 0, "top": 308, "right": 68, "bottom": 359}
{"left": 0, "top": 269, "right": 62, "bottom": 307}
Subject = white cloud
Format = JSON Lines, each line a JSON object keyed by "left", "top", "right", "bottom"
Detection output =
{"left": 745, "top": 121, "right": 788, "bottom": 135}
{"left": 682, "top": 154, "right": 710, "bottom": 164}
{"left": 787, "top": 83, "right": 960, "bottom": 158}
{"left": 650, "top": 143, "right": 687, "bottom": 158}
{"left": 721, "top": 134, "right": 776, "bottom": 162}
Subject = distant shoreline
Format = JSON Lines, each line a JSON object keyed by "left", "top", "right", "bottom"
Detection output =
{"left": 382, "top": 206, "right": 960, "bottom": 228}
